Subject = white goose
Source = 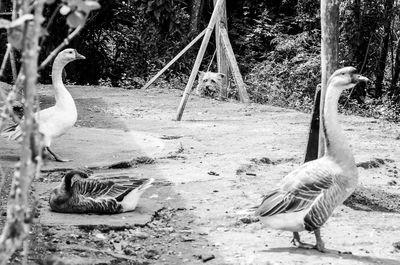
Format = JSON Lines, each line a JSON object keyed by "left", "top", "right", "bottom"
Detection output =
{"left": 1, "top": 49, "right": 85, "bottom": 162}
{"left": 256, "top": 67, "right": 369, "bottom": 253}
{"left": 49, "top": 170, "right": 154, "bottom": 214}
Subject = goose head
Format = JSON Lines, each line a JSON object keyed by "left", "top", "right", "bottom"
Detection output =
{"left": 55, "top": 48, "right": 86, "bottom": 65}
{"left": 327, "top": 66, "right": 369, "bottom": 91}
{"left": 49, "top": 170, "right": 89, "bottom": 208}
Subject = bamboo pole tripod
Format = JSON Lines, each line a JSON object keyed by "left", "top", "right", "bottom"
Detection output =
{"left": 141, "top": 0, "right": 250, "bottom": 121}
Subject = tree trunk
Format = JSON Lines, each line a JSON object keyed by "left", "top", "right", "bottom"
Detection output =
{"left": 375, "top": 0, "right": 394, "bottom": 98}
{"left": 390, "top": 37, "right": 400, "bottom": 96}
{"left": 189, "top": 0, "right": 204, "bottom": 36}
{"left": 319, "top": 0, "right": 339, "bottom": 157}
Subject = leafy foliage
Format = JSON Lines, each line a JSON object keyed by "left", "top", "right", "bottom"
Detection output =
{"left": 1, "top": 0, "right": 399, "bottom": 121}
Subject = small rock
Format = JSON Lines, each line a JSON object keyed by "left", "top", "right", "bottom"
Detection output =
{"left": 393, "top": 241, "right": 400, "bottom": 250}
{"left": 201, "top": 254, "right": 215, "bottom": 262}
{"left": 123, "top": 247, "right": 136, "bottom": 256}
{"left": 388, "top": 180, "right": 397, "bottom": 186}
{"left": 259, "top": 157, "right": 274, "bottom": 164}
{"left": 130, "top": 231, "right": 149, "bottom": 239}
{"left": 113, "top": 242, "right": 123, "bottom": 253}
{"left": 182, "top": 236, "right": 195, "bottom": 242}
{"left": 239, "top": 216, "right": 259, "bottom": 224}
{"left": 208, "top": 171, "right": 219, "bottom": 176}
{"left": 144, "top": 249, "right": 159, "bottom": 259}
{"left": 46, "top": 243, "right": 57, "bottom": 252}
{"left": 94, "top": 233, "right": 107, "bottom": 240}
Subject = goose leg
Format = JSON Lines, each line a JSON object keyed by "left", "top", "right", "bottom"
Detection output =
{"left": 291, "top": 232, "right": 314, "bottom": 249}
{"left": 313, "top": 228, "right": 352, "bottom": 255}
{"left": 46, "top": 147, "right": 72, "bottom": 162}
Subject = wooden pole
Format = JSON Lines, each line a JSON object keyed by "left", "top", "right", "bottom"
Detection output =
{"left": 220, "top": 26, "right": 250, "bottom": 103}
{"left": 176, "top": 0, "right": 225, "bottom": 121}
{"left": 213, "top": 0, "right": 229, "bottom": 98}
{"left": 142, "top": 28, "right": 207, "bottom": 90}
{"left": 303, "top": 85, "right": 321, "bottom": 162}
{"left": 319, "top": 0, "right": 338, "bottom": 157}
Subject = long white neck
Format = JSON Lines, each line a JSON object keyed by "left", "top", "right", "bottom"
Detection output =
{"left": 322, "top": 84, "right": 355, "bottom": 168}
{"left": 52, "top": 58, "right": 75, "bottom": 109}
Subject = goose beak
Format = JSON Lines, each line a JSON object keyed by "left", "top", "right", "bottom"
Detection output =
{"left": 354, "top": 74, "right": 370, "bottom": 83}
{"left": 75, "top": 52, "right": 86, "bottom": 60}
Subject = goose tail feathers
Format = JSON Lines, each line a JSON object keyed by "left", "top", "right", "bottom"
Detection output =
{"left": 121, "top": 178, "right": 154, "bottom": 212}
{"left": 1, "top": 124, "right": 22, "bottom": 141}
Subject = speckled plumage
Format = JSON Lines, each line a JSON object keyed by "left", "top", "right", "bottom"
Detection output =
{"left": 256, "top": 67, "right": 368, "bottom": 252}
{"left": 49, "top": 170, "right": 154, "bottom": 214}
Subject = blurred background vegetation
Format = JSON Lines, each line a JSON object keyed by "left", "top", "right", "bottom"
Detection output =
{"left": 0, "top": 0, "right": 399, "bottom": 121}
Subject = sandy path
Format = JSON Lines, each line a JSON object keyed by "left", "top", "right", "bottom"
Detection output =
{"left": 1, "top": 85, "right": 399, "bottom": 264}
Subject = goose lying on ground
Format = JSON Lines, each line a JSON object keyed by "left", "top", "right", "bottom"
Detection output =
{"left": 255, "top": 67, "right": 369, "bottom": 254}
{"left": 1, "top": 49, "right": 85, "bottom": 162}
{"left": 49, "top": 170, "right": 154, "bottom": 214}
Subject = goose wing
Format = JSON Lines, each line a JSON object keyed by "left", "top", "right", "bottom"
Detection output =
{"left": 256, "top": 159, "right": 336, "bottom": 217}
{"left": 0, "top": 108, "right": 54, "bottom": 141}
{"left": 72, "top": 178, "right": 133, "bottom": 201}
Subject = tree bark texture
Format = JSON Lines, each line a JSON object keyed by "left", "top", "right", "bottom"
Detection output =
{"left": 189, "top": 0, "right": 204, "bottom": 36}
{"left": 319, "top": 0, "right": 339, "bottom": 157}
{"left": 374, "top": 0, "right": 394, "bottom": 98}
{"left": 390, "top": 37, "right": 400, "bottom": 98}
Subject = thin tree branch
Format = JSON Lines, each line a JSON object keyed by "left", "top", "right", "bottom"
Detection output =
{"left": 39, "top": 24, "right": 83, "bottom": 70}
{"left": 0, "top": 44, "right": 11, "bottom": 78}
{"left": 0, "top": 0, "right": 44, "bottom": 262}
{"left": 9, "top": 45, "right": 17, "bottom": 81}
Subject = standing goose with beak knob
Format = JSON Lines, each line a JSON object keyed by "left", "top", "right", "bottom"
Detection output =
{"left": 256, "top": 67, "right": 369, "bottom": 254}
{"left": 1, "top": 49, "right": 85, "bottom": 162}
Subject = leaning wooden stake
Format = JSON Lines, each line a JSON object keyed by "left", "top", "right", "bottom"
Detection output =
{"left": 213, "top": 0, "right": 229, "bottom": 98}
{"left": 319, "top": 0, "right": 338, "bottom": 157}
{"left": 142, "top": 28, "right": 207, "bottom": 90}
{"left": 176, "top": 0, "right": 225, "bottom": 121}
{"left": 220, "top": 26, "right": 250, "bottom": 103}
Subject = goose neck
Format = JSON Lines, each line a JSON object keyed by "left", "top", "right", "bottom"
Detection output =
{"left": 51, "top": 59, "right": 71, "bottom": 104}
{"left": 322, "top": 86, "right": 355, "bottom": 166}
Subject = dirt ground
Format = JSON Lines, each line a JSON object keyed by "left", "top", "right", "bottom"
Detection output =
{"left": 1, "top": 85, "right": 400, "bottom": 265}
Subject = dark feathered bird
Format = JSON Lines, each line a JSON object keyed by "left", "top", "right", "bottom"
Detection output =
{"left": 49, "top": 170, "right": 154, "bottom": 214}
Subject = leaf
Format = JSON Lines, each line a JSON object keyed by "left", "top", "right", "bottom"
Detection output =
{"left": 77, "top": 0, "right": 101, "bottom": 13}
{"left": 9, "top": 14, "right": 34, "bottom": 28}
{"left": 66, "top": 11, "right": 86, "bottom": 28}
{"left": 60, "top": 5, "right": 71, "bottom": 16}
{"left": 0, "top": 18, "right": 11, "bottom": 29}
